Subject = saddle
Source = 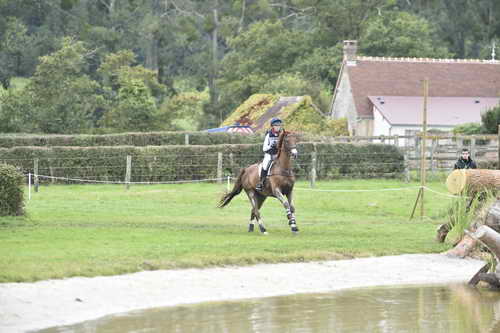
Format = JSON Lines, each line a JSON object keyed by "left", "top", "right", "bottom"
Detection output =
{"left": 258, "top": 161, "right": 274, "bottom": 177}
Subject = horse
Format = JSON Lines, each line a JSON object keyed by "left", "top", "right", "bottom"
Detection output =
{"left": 218, "top": 130, "right": 299, "bottom": 234}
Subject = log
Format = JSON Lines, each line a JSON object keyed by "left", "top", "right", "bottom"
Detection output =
{"left": 471, "top": 225, "right": 500, "bottom": 261}
{"left": 443, "top": 234, "right": 477, "bottom": 258}
{"left": 446, "top": 169, "right": 500, "bottom": 195}
{"left": 442, "top": 199, "right": 500, "bottom": 258}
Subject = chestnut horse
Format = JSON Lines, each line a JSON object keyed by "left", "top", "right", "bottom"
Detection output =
{"left": 218, "top": 131, "right": 299, "bottom": 234}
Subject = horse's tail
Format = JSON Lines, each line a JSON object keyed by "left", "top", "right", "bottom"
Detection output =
{"left": 218, "top": 169, "right": 245, "bottom": 208}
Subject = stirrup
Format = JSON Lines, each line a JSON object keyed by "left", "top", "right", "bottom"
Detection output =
{"left": 256, "top": 182, "right": 264, "bottom": 191}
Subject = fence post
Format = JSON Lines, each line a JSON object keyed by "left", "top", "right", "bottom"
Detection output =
{"left": 28, "top": 173, "right": 31, "bottom": 201}
{"left": 310, "top": 150, "right": 317, "bottom": 188}
{"left": 125, "top": 155, "right": 132, "bottom": 190}
{"left": 394, "top": 135, "right": 399, "bottom": 147}
{"left": 217, "top": 152, "right": 223, "bottom": 184}
{"left": 229, "top": 152, "right": 234, "bottom": 176}
{"left": 34, "top": 158, "right": 39, "bottom": 193}
{"left": 471, "top": 137, "right": 476, "bottom": 160}
{"left": 185, "top": 133, "right": 190, "bottom": 145}
{"left": 404, "top": 151, "right": 410, "bottom": 183}
{"left": 430, "top": 138, "right": 436, "bottom": 178}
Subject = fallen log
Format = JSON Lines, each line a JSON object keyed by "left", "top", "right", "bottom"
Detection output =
{"left": 468, "top": 225, "right": 500, "bottom": 289}
{"left": 446, "top": 169, "right": 500, "bottom": 195}
{"left": 442, "top": 199, "right": 500, "bottom": 258}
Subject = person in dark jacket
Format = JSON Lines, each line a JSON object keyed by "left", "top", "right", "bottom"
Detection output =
{"left": 454, "top": 148, "right": 477, "bottom": 169}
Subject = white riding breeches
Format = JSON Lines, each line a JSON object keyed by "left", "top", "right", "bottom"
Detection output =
{"left": 262, "top": 153, "right": 275, "bottom": 171}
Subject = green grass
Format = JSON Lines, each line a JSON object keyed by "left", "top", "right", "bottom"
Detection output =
{"left": 0, "top": 179, "right": 453, "bottom": 282}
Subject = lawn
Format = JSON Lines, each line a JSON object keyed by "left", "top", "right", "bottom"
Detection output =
{"left": 0, "top": 179, "right": 454, "bottom": 282}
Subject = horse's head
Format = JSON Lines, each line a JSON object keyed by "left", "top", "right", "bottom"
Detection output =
{"left": 278, "top": 131, "right": 298, "bottom": 159}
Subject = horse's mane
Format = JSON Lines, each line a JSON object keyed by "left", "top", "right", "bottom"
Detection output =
{"left": 276, "top": 130, "right": 290, "bottom": 159}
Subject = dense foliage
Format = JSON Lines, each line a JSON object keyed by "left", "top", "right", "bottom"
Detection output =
{"left": 0, "top": 143, "right": 404, "bottom": 181}
{"left": 0, "top": 163, "right": 24, "bottom": 216}
{"left": 0, "top": 0, "right": 498, "bottom": 133}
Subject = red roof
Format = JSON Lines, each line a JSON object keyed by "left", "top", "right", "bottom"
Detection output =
{"left": 369, "top": 96, "right": 500, "bottom": 126}
{"left": 345, "top": 57, "right": 500, "bottom": 118}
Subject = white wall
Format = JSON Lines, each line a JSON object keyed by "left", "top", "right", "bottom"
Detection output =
{"left": 331, "top": 66, "right": 358, "bottom": 134}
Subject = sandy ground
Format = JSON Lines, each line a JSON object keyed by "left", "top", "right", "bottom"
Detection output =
{"left": 0, "top": 254, "right": 486, "bottom": 333}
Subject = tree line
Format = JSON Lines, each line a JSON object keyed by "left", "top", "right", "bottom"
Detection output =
{"left": 0, "top": 0, "right": 499, "bottom": 134}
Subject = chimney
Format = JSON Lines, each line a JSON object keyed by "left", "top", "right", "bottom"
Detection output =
{"left": 343, "top": 40, "right": 358, "bottom": 66}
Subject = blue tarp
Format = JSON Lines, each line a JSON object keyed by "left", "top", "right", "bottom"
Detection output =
{"left": 206, "top": 125, "right": 254, "bottom": 134}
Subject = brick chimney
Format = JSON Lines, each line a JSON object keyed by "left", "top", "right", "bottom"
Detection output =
{"left": 343, "top": 40, "right": 358, "bottom": 65}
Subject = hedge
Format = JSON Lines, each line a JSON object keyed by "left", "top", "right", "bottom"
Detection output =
{"left": 0, "top": 132, "right": 266, "bottom": 148}
{"left": 0, "top": 163, "right": 24, "bottom": 216}
{"left": 0, "top": 143, "right": 404, "bottom": 182}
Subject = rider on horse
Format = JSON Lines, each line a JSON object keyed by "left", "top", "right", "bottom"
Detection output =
{"left": 256, "top": 117, "right": 283, "bottom": 191}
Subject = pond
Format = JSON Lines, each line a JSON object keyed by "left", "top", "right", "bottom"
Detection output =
{"left": 38, "top": 283, "right": 500, "bottom": 333}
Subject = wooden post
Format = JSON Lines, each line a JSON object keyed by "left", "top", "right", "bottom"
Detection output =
{"left": 310, "top": 150, "right": 317, "bottom": 188}
{"left": 49, "top": 162, "right": 55, "bottom": 185}
{"left": 185, "top": 133, "right": 190, "bottom": 145}
{"left": 471, "top": 137, "right": 476, "bottom": 160}
{"left": 229, "top": 152, "right": 234, "bottom": 176}
{"left": 430, "top": 138, "right": 437, "bottom": 178}
{"left": 34, "top": 158, "right": 39, "bottom": 193}
{"left": 217, "top": 152, "right": 223, "bottom": 184}
{"left": 125, "top": 155, "right": 132, "bottom": 190}
{"left": 394, "top": 135, "right": 399, "bottom": 147}
{"left": 404, "top": 152, "right": 410, "bottom": 183}
{"left": 420, "top": 78, "right": 429, "bottom": 219}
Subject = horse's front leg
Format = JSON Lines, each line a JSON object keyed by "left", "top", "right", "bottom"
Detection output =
{"left": 274, "top": 189, "right": 299, "bottom": 233}
{"left": 285, "top": 191, "right": 297, "bottom": 225}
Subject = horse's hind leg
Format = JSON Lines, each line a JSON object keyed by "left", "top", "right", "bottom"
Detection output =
{"left": 255, "top": 194, "right": 268, "bottom": 234}
{"left": 246, "top": 191, "right": 267, "bottom": 234}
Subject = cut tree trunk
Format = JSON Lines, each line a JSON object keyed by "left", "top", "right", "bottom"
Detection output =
{"left": 446, "top": 169, "right": 500, "bottom": 195}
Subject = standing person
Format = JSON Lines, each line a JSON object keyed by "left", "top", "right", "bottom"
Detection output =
{"left": 256, "top": 118, "right": 283, "bottom": 191}
{"left": 454, "top": 148, "right": 477, "bottom": 169}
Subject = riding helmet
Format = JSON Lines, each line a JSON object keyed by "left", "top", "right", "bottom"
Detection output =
{"left": 270, "top": 118, "right": 282, "bottom": 126}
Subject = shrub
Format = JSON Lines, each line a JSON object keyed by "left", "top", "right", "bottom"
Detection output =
{"left": 481, "top": 105, "right": 500, "bottom": 134}
{"left": 0, "top": 163, "right": 24, "bottom": 216}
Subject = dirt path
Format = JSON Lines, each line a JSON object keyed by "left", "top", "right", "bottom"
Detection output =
{"left": 0, "top": 254, "right": 485, "bottom": 333}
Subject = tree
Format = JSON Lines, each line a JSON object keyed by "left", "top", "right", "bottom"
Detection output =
{"left": 360, "top": 11, "right": 451, "bottom": 58}
{"left": 481, "top": 105, "right": 500, "bottom": 134}
{"left": 104, "top": 79, "right": 158, "bottom": 131}
{"left": 98, "top": 50, "right": 167, "bottom": 131}
{"left": 18, "top": 37, "right": 103, "bottom": 133}
{"left": 0, "top": 17, "right": 33, "bottom": 88}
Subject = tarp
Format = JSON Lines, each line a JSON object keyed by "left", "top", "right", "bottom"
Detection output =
{"left": 206, "top": 125, "right": 254, "bottom": 134}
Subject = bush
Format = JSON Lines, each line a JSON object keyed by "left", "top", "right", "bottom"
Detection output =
{"left": 481, "top": 105, "right": 500, "bottom": 134}
{"left": 0, "top": 164, "right": 24, "bottom": 216}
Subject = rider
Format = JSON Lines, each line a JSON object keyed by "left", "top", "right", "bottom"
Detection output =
{"left": 256, "top": 117, "right": 283, "bottom": 191}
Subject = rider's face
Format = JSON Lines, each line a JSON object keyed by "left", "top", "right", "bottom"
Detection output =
{"left": 272, "top": 124, "right": 281, "bottom": 131}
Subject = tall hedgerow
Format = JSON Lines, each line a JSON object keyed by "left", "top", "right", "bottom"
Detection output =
{"left": 0, "top": 164, "right": 24, "bottom": 216}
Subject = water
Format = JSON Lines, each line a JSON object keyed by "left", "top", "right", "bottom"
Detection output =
{"left": 38, "top": 284, "right": 500, "bottom": 333}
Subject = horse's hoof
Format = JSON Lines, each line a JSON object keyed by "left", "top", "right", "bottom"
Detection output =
{"left": 263, "top": 231, "right": 268, "bottom": 235}
{"left": 292, "top": 231, "right": 299, "bottom": 235}
{"left": 248, "top": 224, "right": 255, "bottom": 232}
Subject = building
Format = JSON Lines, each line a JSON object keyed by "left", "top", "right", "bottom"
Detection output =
{"left": 330, "top": 40, "right": 500, "bottom": 136}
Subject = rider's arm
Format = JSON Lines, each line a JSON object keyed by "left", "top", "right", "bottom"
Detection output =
{"left": 262, "top": 132, "right": 271, "bottom": 153}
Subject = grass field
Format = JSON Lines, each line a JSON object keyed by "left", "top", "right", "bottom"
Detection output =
{"left": 0, "top": 179, "right": 455, "bottom": 282}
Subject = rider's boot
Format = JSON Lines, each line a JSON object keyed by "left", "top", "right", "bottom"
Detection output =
{"left": 256, "top": 168, "right": 268, "bottom": 191}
